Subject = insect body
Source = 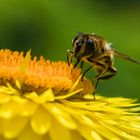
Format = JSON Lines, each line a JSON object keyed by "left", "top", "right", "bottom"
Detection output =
{"left": 67, "top": 32, "right": 140, "bottom": 97}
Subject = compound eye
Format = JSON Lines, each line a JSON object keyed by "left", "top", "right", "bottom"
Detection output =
{"left": 87, "top": 39, "right": 93, "bottom": 47}
{"left": 85, "top": 39, "right": 96, "bottom": 53}
{"left": 87, "top": 39, "right": 93, "bottom": 44}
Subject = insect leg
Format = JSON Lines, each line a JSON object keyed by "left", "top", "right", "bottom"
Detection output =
{"left": 92, "top": 65, "right": 109, "bottom": 99}
{"left": 81, "top": 65, "right": 93, "bottom": 81}
{"left": 80, "top": 61, "right": 84, "bottom": 69}
{"left": 94, "top": 66, "right": 117, "bottom": 90}
{"left": 74, "top": 58, "right": 81, "bottom": 68}
{"left": 67, "top": 53, "right": 70, "bottom": 66}
{"left": 67, "top": 50, "right": 74, "bottom": 66}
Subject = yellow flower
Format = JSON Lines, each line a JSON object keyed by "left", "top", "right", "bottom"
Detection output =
{"left": 0, "top": 49, "right": 140, "bottom": 140}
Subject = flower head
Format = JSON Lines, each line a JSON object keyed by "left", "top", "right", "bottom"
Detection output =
{"left": 0, "top": 49, "right": 140, "bottom": 140}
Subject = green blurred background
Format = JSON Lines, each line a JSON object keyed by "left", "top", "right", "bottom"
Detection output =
{"left": 0, "top": 0, "right": 140, "bottom": 98}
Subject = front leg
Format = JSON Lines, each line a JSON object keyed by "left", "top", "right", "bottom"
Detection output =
{"left": 67, "top": 50, "right": 74, "bottom": 66}
{"left": 81, "top": 65, "right": 93, "bottom": 81}
{"left": 80, "top": 61, "right": 84, "bottom": 69}
{"left": 74, "top": 58, "right": 81, "bottom": 68}
{"left": 92, "top": 66, "right": 108, "bottom": 99}
{"left": 93, "top": 65, "right": 117, "bottom": 98}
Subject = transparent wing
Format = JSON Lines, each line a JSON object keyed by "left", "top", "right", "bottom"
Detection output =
{"left": 110, "top": 49, "right": 140, "bottom": 65}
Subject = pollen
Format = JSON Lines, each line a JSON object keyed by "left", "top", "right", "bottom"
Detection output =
{"left": 0, "top": 49, "right": 91, "bottom": 95}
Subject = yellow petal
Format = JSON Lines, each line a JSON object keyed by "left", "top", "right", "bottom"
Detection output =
{"left": 74, "top": 115, "right": 94, "bottom": 127}
{"left": 117, "top": 123, "right": 140, "bottom": 139}
{"left": 55, "top": 103, "right": 95, "bottom": 127}
{"left": 35, "top": 89, "right": 55, "bottom": 103}
{"left": 3, "top": 116, "right": 28, "bottom": 139}
{"left": 77, "top": 124, "right": 103, "bottom": 140}
{"left": 68, "top": 76, "right": 81, "bottom": 93}
{"left": 101, "top": 121, "right": 140, "bottom": 139}
{"left": 19, "top": 50, "right": 31, "bottom": 73}
{"left": 0, "top": 86, "right": 14, "bottom": 95}
{"left": 0, "top": 136, "right": 6, "bottom": 140}
{"left": 17, "top": 124, "right": 42, "bottom": 140}
{"left": 49, "top": 118, "right": 71, "bottom": 140}
{"left": 42, "top": 134, "right": 51, "bottom": 140}
{"left": 15, "top": 79, "right": 21, "bottom": 90}
{"left": 70, "top": 130, "right": 85, "bottom": 140}
{"left": 90, "top": 123, "right": 121, "bottom": 139}
{"left": 12, "top": 95, "right": 27, "bottom": 103}
{"left": 19, "top": 100, "right": 38, "bottom": 117}
{"left": 44, "top": 103, "right": 77, "bottom": 129}
{"left": 6, "top": 82, "right": 19, "bottom": 95}
{"left": 0, "top": 119, "right": 3, "bottom": 134}
{"left": 0, "top": 93, "right": 10, "bottom": 104}
{"left": 31, "top": 106, "right": 51, "bottom": 135}
{"left": 25, "top": 89, "right": 55, "bottom": 104}
{"left": 55, "top": 89, "right": 83, "bottom": 99}
{"left": 0, "top": 101, "right": 19, "bottom": 119}
{"left": 25, "top": 92, "right": 38, "bottom": 99}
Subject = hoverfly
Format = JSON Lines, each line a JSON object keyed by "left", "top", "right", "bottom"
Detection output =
{"left": 67, "top": 32, "right": 140, "bottom": 97}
